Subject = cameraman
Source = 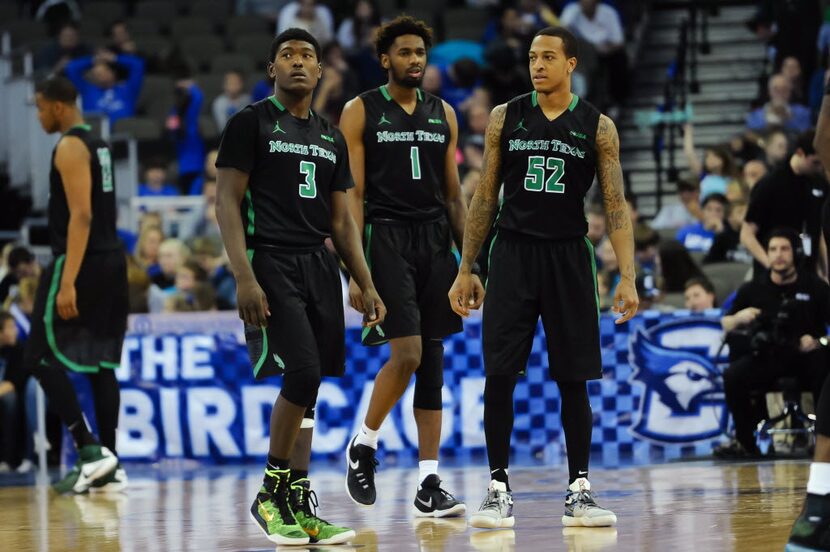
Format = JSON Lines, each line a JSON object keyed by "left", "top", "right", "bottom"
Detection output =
{"left": 717, "top": 228, "right": 830, "bottom": 458}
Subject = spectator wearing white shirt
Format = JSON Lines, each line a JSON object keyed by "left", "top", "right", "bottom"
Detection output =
{"left": 277, "top": 0, "right": 334, "bottom": 46}
{"left": 559, "top": 0, "right": 629, "bottom": 111}
{"left": 336, "top": 0, "right": 381, "bottom": 52}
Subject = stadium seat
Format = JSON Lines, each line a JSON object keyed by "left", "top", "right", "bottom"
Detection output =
{"left": 2, "top": 20, "right": 47, "bottom": 48}
{"left": 199, "top": 114, "right": 220, "bottom": 141}
{"left": 196, "top": 73, "right": 226, "bottom": 112}
{"left": 702, "top": 262, "right": 750, "bottom": 305}
{"left": 170, "top": 17, "right": 214, "bottom": 37}
{"left": 225, "top": 15, "right": 271, "bottom": 36}
{"left": 0, "top": 4, "right": 19, "bottom": 23}
{"left": 404, "top": 0, "right": 444, "bottom": 12}
{"left": 443, "top": 9, "right": 489, "bottom": 42}
{"left": 187, "top": 0, "right": 231, "bottom": 27}
{"left": 113, "top": 116, "right": 163, "bottom": 141}
{"left": 180, "top": 35, "right": 227, "bottom": 73}
{"left": 81, "top": 1, "right": 126, "bottom": 26}
{"left": 661, "top": 292, "right": 686, "bottom": 309}
{"left": 210, "top": 53, "right": 255, "bottom": 75}
{"left": 126, "top": 18, "right": 162, "bottom": 37}
{"left": 134, "top": 36, "right": 172, "bottom": 60}
{"left": 231, "top": 35, "right": 274, "bottom": 61}
{"left": 136, "top": 75, "right": 174, "bottom": 119}
{"left": 134, "top": 1, "right": 178, "bottom": 22}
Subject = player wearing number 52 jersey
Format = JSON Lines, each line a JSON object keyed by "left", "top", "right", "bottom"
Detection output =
{"left": 27, "top": 77, "right": 127, "bottom": 495}
{"left": 342, "top": 16, "right": 481, "bottom": 516}
{"left": 449, "top": 27, "right": 639, "bottom": 529}
{"left": 215, "top": 29, "right": 384, "bottom": 546}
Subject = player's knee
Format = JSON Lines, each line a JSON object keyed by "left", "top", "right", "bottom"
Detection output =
{"left": 391, "top": 347, "right": 422, "bottom": 376}
{"left": 280, "top": 369, "right": 321, "bottom": 407}
{"left": 413, "top": 375, "right": 443, "bottom": 410}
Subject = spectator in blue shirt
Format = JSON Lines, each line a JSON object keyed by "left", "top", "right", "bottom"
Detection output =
{"left": 64, "top": 49, "right": 144, "bottom": 123}
{"left": 676, "top": 193, "right": 728, "bottom": 254}
{"left": 138, "top": 161, "right": 179, "bottom": 197}
{"left": 746, "top": 74, "right": 813, "bottom": 133}
{"left": 167, "top": 79, "right": 206, "bottom": 194}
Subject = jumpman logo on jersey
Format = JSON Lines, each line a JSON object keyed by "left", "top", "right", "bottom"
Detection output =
{"left": 378, "top": 112, "right": 392, "bottom": 126}
{"left": 513, "top": 118, "right": 528, "bottom": 133}
{"left": 272, "top": 121, "right": 286, "bottom": 134}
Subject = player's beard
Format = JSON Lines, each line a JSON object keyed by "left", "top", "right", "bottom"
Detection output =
{"left": 391, "top": 65, "right": 422, "bottom": 88}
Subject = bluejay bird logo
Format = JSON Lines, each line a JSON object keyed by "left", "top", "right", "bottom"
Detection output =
{"left": 628, "top": 318, "right": 728, "bottom": 443}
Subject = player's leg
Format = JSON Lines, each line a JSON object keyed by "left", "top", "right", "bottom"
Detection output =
{"left": 541, "top": 238, "right": 613, "bottom": 527}
{"left": 471, "top": 236, "right": 538, "bottom": 529}
{"left": 412, "top": 337, "right": 465, "bottom": 518}
{"left": 787, "top": 353, "right": 830, "bottom": 551}
{"left": 87, "top": 368, "right": 128, "bottom": 492}
{"left": 289, "top": 248, "right": 354, "bottom": 544}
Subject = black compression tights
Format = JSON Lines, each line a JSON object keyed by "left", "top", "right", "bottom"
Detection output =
{"left": 484, "top": 375, "right": 593, "bottom": 485}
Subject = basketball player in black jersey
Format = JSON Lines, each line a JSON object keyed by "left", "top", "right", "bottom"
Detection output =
{"left": 786, "top": 79, "right": 830, "bottom": 552}
{"left": 28, "top": 77, "right": 127, "bottom": 494}
{"left": 341, "top": 16, "right": 480, "bottom": 516}
{"left": 450, "top": 27, "right": 638, "bottom": 528}
{"left": 215, "top": 29, "right": 384, "bottom": 546}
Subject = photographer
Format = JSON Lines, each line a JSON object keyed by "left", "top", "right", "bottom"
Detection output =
{"left": 717, "top": 228, "right": 830, "bottom": 458}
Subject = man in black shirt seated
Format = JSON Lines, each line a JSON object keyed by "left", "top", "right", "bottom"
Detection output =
{"left": 716, "top": 228, "right": 830, "bottom": 458}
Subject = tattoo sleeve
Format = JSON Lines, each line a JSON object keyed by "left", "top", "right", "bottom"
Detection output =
{"left": 596, "top": 114, "right": 636, "bottom": 282}
{"left": 460, "top": 103, "right": 507, "bottom": 271}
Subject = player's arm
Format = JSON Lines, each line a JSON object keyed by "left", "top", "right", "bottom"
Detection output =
{"left": 215, "top": 167, "right": 270, "bottom": 327}
{"left": 54, "top": 136, "right": 93, "bottom": 320}
{"left": 330, "top": 191, "right": 386, "bottom": 326}
{"left": 596, "top": 114, "right": 639, "bottom": 324}
{"left": 447, "top": 103, "right": 506, "bottom": 316}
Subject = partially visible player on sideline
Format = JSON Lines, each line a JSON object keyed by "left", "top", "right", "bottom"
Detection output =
{"left": 449, "top": 27, "right": 638, "bottom": 529}
{"left": 341, "top": 15, "right": 480, "bottom": 516}
{"left": 786, "top": 78, "right": 830, "bottom": 552}
{"left": 28, "top": 76, "right": 127, "bottom": 493}
{"left": 215, "top": 28, "right": 385, "bottom": 546}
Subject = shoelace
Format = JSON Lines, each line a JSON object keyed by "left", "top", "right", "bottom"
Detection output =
{"left": 480, "top": 489, "right": 504, "bottom": 511}
{"left": 567, "top": 489, "right": 598, "bottom": 507}
{"left": 264, "top": 469, "right": 296, "bottom": 524}
{"left": 353, "top": 449, "right": 379, "bottom": 486}
{"left": 291, "top": 483, "right": 335, "bottom": 526}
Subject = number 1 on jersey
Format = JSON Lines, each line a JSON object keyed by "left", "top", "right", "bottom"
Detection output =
{"left": 299, "top": 161, "right": 317, "bottom": 198}
{"left": 410, "top": 146, "right": 422, "bottom": 180}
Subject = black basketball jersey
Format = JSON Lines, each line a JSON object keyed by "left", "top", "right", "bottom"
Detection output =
{"left": 497, "top": 91, "right": 601, "bottom": 240}
{"left": 215, "top": 96, "right": 353, "bottom": 250}
{"left": 360, "top": 86, "right": 449, "bottom": 221}
{"left": 48, "top": 125, "right": 120, "bottom": 255}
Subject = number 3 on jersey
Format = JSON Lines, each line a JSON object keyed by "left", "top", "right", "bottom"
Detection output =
{"left": 524, "top": 155, "right": 565, "bottom": 194}
{"left": 299, "top": 161, "right": 317, "bottom": 198}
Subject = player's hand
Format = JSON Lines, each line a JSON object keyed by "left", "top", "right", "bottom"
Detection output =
{"left": 56, "top": 283, "right": 79, "bottom": 320}
{"left": 800, "top": 334, "right": 820, "bottom": 353}
{"left": 237, "top": 277, "right": 270, "bottom": 327}
{"left": 448, "top": 271, "right": 485, "bottom": 317}
{"left": 612, "top": 277, "right": 638, "bottom": 325}
{"left": 348, "top": 278, "right": 364, "bottom": 313}
{"left": 361, "top": 286, "right": 386, "bottom": 327}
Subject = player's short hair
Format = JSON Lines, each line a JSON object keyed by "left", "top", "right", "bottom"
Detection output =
{"left": 373, "top": 15, "right": 433, "bottom": 60}
{"left": 35, "top": 76, "right": 78, "bottom": 104}
{"left": 269, "top": 28, "right": 321, "bottom": 62}
{"left": 534, "top": 26, "right": 579, "bottom": 59}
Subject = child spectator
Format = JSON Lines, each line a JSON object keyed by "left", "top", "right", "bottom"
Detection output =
{"left": 138, "top": 162, "right": 179, "bottom": 197}
{"left": 676, "top": 193, "right": 728, "bottom": 254}
{"left": 683, "top": 277, "right": 717, "bottom": 312}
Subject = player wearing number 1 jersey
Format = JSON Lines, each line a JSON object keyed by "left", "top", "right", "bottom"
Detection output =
{"left": 27, "top": 77, "right": 127, "bottom": 494}
{"left": 215, "top": 29, "right": 384, "bottom": 546}
{"left": 341, "top": 16, "right": 481, "bottom": 516}
{"left": 449, "top": 27, "right": 639, "bottom": 529}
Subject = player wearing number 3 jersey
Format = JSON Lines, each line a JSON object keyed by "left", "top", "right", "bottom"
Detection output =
{"left": 215, "top": 28, "right": 384, "bottom": 546}
{"left": 449, "top": 26, "right": 639, "bottom": 529}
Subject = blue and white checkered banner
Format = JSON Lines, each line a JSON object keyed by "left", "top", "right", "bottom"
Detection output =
{"left": 72, "top": 310, "right": 729, "bottom": 464}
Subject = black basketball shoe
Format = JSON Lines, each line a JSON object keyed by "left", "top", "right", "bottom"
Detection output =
{"left": 345, "top": 435, "right": 378, "bottom": 506}
{"left": 412, "top": 474, "right": 466, "bottom": 518}
{"left": 787, "top": 493, "right": 830, "bottom": 551}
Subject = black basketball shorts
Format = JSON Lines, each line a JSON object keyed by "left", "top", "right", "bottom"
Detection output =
{"left": 482, "top": 231, "right": 601, "bottom": 381}
{"left": 25, "top": 250, "right": 128, "bottom": 373}
{"left": 361, "top": 218, "right": 462, "bottom": 346}
{"left": 245, "top": 247, "right": 346, "bottom": 380}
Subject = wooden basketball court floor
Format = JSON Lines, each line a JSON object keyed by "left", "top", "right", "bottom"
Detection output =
{"left": 0, "top": 459, "right": 810, "bottom": 551}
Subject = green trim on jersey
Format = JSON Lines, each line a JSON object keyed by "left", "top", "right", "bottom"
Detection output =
{"left": 247, "top": 248, "right": 254, "bottom": 263}
{"left": 379, "top": 85, "right": 392, "bottom": 101}
{"left": 583, "top": 237, "right": 600, "bottom": 320}
{"left": 485, "top": 231, "right": 499, "bottom": 290}
{"left": 244, "top": 189, "right": 255, "bottom": 236}
{"left": 531, "top": 90, "right": 538, "bottom": 107}
{"left": 44, "top": 255, "right": 100, "bottom": 373}
{"left": 363, "top": 223, "right": 373, "bottom": 270}
{"left": 568, "top": 94, "right": 580, "bottom": 112}
{"left": 416, "top": 88, "right": 423, "bottom": 101}
{"left": 529, "top": 91, "right": 579, "bottom": 111}
{"left": 252, "top": 327, "right": 269, "bottom": 377}
{"left": 268, "top": 96, "right": 286, "bottom": 111}
{"left": 68, "top": 124, "right": 92, "bottom": 133}
{"left": 100, "top": 361, "right": 120, "bottom": 370}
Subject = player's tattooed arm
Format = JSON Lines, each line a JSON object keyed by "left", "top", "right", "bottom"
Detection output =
{"left": 459, "top": 103, "right": 506, "bottom": 272}
{"left": 596, "top": 113, "right": 639, "bottom": 323}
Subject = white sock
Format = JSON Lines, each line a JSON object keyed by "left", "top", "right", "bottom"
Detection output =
{"left": 807, "top": 462, "right": 830, "bottom": 495}
{"left": 355, "top": 423, "right": 379, "bottom": 450}
{"left": 419, "top": 460, "right": 439, "bottom": 487}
